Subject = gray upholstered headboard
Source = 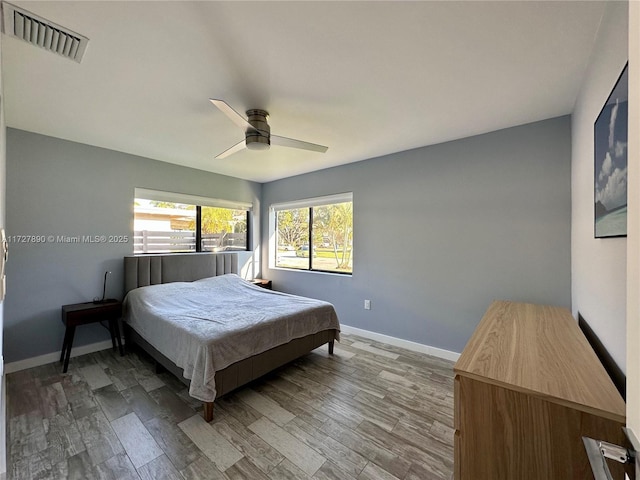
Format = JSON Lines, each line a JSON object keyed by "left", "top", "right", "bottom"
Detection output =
{"left": 124, "top": 253, "right": 238, "bottom": 294}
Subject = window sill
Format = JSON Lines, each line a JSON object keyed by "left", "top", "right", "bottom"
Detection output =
{"left": 269, "top": 266, "right": 352, "bottom": 277}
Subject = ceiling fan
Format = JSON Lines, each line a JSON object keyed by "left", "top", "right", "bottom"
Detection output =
{"left": 210, "top": 99, "right": 329, "bottom": 159}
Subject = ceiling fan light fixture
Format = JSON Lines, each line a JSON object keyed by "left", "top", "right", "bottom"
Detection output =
{"left": 245, "top": 134, "right": 270, "bottom": 151}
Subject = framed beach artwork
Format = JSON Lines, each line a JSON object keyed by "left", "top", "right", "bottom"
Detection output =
{"left": 594, "top": 62, "right": 628, "bottom": 238}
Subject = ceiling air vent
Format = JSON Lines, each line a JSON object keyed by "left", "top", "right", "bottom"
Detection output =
{"left": 2, "top": 2, "right": 88, "bottom": 63}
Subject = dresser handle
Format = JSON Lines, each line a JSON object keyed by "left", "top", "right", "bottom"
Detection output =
{"left": 583, "top": 428, "right": 640, "bottom": 480}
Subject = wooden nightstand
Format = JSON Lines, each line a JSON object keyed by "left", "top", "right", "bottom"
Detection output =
{"left": 251, "top": 279, "right": 272, "bottom": 290}
{"left": 60, "top": 300, "right": 123, "bottom": 373}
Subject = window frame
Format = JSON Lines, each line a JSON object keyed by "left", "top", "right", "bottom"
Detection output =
{"left": 270, "top": 193, "right": 353, "bottom": 275}
{"left": 134, "top": 188, "right": 252, "bottom": 254}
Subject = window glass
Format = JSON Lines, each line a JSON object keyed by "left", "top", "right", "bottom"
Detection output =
{"left": 201, "top": 206, "right": 248, "bottom": 252}
{"left": 311, "top": 202, "right": 353, "bottom": 273}
{"left": 275, "top": 208, "right": 310, "bottom": 270}
{"left": 134, "top": 200, "right": 195, "bottom": 253}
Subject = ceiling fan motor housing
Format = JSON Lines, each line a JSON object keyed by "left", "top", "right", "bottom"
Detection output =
{"left": 246, "top": 109, "right": 271, "bottom": 150}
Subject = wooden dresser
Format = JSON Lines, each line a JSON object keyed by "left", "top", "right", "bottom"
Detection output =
{"left": 454, "top": 301, "right": 626, "bottom": 479}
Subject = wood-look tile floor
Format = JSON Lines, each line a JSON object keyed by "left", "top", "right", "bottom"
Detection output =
{"left": 6, "top": 333, "right": 455, "bottom": 480}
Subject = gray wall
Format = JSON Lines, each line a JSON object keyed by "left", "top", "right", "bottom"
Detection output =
{"left": 262, "top": 116, "right": 572, "bottom": 354}
{"left": 5, "top": 128, "right": 261, "bottom": 363}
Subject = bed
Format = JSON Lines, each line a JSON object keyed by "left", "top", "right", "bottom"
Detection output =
{"left": 122, "top": 253, "right": 340, "bottom": 421}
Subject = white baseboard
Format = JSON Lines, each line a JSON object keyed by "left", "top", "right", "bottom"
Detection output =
{"left": 0, "top": 359, "right": 5, "bottom": 479}
{"left": 3, "top": 326, "right": 460, "bottom": 373}
{"left": 340, "top": 324, "right": 460, "bottom": 362}
{"left": 4, "top": 340, "right": 114, "bottom": 374}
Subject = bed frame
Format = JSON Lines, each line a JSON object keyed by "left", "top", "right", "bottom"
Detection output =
{"left": 123, "top": 253, "right": 336, "bottom": 422}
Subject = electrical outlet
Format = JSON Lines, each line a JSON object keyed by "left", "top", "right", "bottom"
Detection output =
{"left": 364, "top": 299, "right": 371, "bottom": 310}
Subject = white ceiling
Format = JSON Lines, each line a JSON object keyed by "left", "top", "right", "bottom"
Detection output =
{"left": 2, "top": 1, "right": 607, "bottom": 183}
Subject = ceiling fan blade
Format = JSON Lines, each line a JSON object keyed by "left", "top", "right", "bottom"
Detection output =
{"left": 271, "top": 135, "right": 328, "bottom": 153}
{"left": 209, "top": 99, "right": 255, "bottom": 131}
{"left": 215, "top": 139, "right": 246, "bottom": 159}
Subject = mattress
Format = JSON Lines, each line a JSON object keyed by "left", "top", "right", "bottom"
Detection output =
{"left": 123, "top": 273, "right": 340, "bottom": 401}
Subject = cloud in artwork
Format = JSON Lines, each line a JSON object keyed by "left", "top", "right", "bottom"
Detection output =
{"left": 596, "top": 165, "right": 627, "bottom": 210}
{"left": 609, "top": 99, "right": 619, "bottom": 150}
{"left": 615, "top": 140, "right": 627, "bottom": 158}
{"left": 599, "top": 152, "right": 612, "bottom": 183}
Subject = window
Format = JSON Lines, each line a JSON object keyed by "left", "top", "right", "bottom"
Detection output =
{"left": 133, "top": 188, "right": 250, "bottom": 254}
{"left": 271, "top": 193, "right": 353, "bottom": 274}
